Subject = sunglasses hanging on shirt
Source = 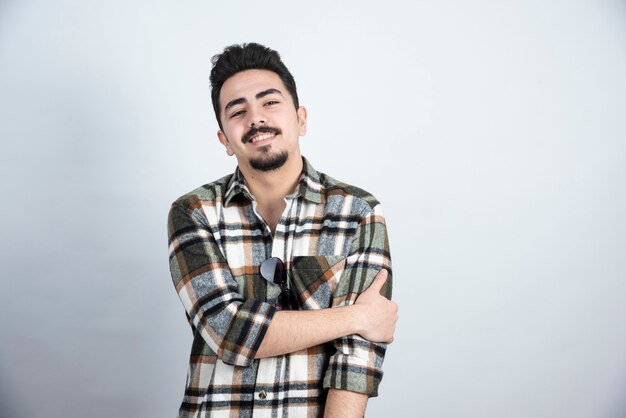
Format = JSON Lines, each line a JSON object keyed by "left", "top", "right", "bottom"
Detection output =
{"left": 259, "top": 257, "right": 299, "bottom": 311}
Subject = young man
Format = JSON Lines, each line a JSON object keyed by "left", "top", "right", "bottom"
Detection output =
{"left": 168, "top": 43, "right": 397, "bottom": 418}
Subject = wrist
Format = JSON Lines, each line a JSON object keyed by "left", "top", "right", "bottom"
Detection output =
{"left": 343, "top": 304, "right": 364, "bottom": 336}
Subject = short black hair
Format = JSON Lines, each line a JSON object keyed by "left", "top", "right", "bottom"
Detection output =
{"left": 210, "top": 43, "right": 299, "bottom": 129}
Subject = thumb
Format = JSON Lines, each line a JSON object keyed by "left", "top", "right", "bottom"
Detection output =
{"left": 368, "top": 269, "right": 388, "bottom": 293}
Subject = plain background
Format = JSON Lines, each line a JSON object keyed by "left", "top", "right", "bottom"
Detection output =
{"left": 1, "top": 1, "right": 626, "bottom": 417}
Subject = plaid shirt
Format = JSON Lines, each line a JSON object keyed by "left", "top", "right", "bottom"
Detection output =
{"left": 167, "top": 158, "right": 392, "bottom": 418}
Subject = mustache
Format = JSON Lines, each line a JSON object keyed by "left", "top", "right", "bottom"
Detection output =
{"left": 242, "top": 126, "right": 282, "bottom": 144}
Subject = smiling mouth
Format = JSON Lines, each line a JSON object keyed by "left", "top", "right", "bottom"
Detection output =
{"left": 248, "top": 132, "right": 276, "bottom": 144}
{"left": 243, "top": 126, "right": 282, "bottom": 144}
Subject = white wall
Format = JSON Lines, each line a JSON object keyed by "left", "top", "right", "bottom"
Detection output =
{"left": 1, "top": 1, "right": 625, "bottom": 417}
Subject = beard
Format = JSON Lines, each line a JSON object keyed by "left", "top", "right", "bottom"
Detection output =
{"left": 249, "top": 146, "right": 289, "bottom": 171}
{"left": 242, "top": 125, "right": 288, "bottom": 171}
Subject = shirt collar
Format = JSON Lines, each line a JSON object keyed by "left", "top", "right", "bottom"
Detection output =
{"left": 224, "top": 157, "right": 324, "bottom": 206}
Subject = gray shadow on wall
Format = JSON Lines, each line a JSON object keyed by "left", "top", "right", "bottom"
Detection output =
{"left": 0, "top": 376, "right": 24, "bottom": 418}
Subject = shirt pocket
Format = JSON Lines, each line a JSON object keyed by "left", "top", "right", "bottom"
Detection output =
{"left": 290, "top": 256, "right": 346, "bottom": 310}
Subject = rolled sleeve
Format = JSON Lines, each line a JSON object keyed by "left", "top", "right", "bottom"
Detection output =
{"left": 323, "top": 204, "right": 392, "bottom": 396}
{"left": 168, "top": 201, "right": 275, "bottom": 367}
{"left": 220, "top": 299, "right": 275, "bottom": 365}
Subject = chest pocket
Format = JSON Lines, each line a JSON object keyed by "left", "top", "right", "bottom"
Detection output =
{"left": 290, "top": 256, "right": 346, "bottom": 310}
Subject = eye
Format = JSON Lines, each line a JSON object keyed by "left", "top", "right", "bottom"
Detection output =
{"left": 230, "top": 109, "right": 245, "bottom": 118}
{"left": 264, "top": 100, "right": 279, "bottom": 106}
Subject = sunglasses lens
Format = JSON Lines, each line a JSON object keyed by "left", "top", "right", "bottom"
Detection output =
{"left": 260, "top": 257, "right": 295, "bottom": 310}
{"left": 260, "top": 257, "right": 285, "bottom": 284}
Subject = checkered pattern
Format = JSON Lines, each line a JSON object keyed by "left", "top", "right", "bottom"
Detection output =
{"left": 168, "top": 158, "right": 392, "bottom": 417}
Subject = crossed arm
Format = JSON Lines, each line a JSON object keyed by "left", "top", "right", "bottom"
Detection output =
{"left": 257, "top": 269, "right": 394, "bottom": 417}
{"left": 168, "top": 201, "right": 396, "bottom": 417}
{"left": 255, "top": 268, "right": 395, "bottom": 357}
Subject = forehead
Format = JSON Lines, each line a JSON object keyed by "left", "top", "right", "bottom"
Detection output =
{"left": 220, "top": 69, "right": 290, "bottom": 109}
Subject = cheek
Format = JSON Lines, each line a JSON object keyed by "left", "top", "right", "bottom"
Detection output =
{"left": 225, "top": 126, "right": 244, "bottom": 141}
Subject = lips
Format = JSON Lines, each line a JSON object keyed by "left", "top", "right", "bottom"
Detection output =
{"left": 242, "top": 126, "right": 282, "bottom": 144}
{"left": 248, "top": 132, "right": 275, "bottom": 143}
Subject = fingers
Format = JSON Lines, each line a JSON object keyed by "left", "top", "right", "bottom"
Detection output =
{"left": 368, "top": 269, "right": 388, "bottom": 293}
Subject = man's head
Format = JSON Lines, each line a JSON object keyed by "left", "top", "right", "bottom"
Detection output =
{"left": 210, "top": 43, "right": 307, "bottom": 173}
{"left": 210, "top": 43, "right": 299, "bottom": 130}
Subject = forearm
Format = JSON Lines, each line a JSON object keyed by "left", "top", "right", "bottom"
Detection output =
{"left": 255, "top": 305, "right": 362, "bottom": 358}
{"left": 324, "top": 389, "right": 368, "bottom": 418}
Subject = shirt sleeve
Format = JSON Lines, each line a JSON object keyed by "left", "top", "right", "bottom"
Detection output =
{"left": 167, "top": 201, "right": 276, "bottom": 367}
{"left": 323, "top": 203, "right": 393, "bottom": 397}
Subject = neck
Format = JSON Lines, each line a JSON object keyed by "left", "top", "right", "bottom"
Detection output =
{"left": 239, "top": 155, "right": 303, "bottom": 234}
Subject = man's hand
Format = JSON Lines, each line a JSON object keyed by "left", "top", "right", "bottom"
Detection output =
{"left": 354, "top": 269, "right": 398, "bottom": 343}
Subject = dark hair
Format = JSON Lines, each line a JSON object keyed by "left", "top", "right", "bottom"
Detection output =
{"left": 210, "top": 43, "right": 299, "bottom": 129}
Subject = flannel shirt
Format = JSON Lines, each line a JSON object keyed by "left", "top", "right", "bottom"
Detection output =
{"left": 167, "top": 157, "right": 392, "bottom": 418}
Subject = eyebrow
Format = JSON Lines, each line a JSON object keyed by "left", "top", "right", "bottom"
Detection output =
{"left": 256, "top": 88, "right": 283, "bottom": 99}
{"left": 223, "top": 88, "right": 284, "bottom": 113}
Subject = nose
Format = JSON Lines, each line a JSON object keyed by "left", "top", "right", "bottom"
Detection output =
{"left": 247, "top": 105, "right": 266, "bottom": 127}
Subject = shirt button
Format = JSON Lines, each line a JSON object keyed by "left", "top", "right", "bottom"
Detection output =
{"left": 258, "top": 390, "right": 267, "bottom": 399}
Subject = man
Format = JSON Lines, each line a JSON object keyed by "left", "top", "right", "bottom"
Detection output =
{"left": 168, "top": 43, "right": 397, "bottom": 418}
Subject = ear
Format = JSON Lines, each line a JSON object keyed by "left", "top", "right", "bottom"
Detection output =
{"left": 297, "top": 106, "right": 308, "bottom": 136}
{"left": 217, "top": 130, "right": 235, "bottom": 156}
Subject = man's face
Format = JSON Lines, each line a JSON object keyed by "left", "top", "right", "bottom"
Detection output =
{"left": 217, "top": 69, "right": 307, "bottom": 172}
